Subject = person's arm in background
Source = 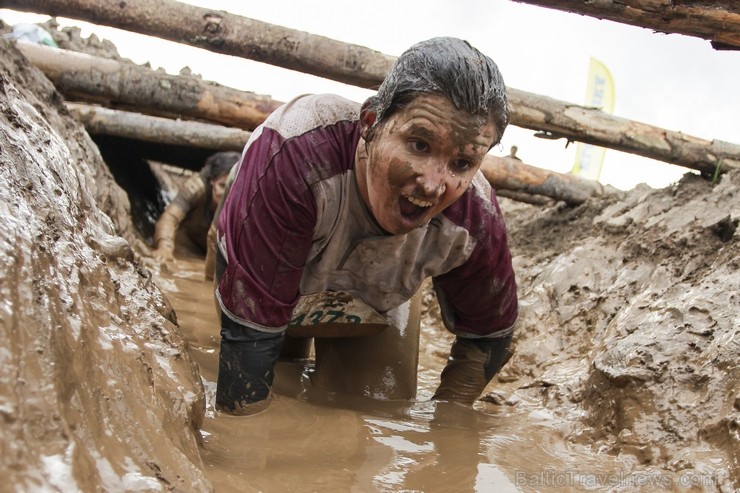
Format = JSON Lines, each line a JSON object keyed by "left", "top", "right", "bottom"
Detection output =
{"left": 152, "top": 173, "right": 206, "bottom": 260}
{"left": 205, "top": 161, "right": 239, "bottom": 281}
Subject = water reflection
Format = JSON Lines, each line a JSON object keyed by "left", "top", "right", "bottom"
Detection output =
{"left": 199, "top": 389, "right": 521, "bottom": 492}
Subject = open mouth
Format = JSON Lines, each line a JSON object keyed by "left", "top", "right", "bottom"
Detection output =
{"left": 399, "top": 195, "right": 433, "bottom": 220}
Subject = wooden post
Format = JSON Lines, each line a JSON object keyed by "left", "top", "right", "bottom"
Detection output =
{"left": 1, "top": 0, "right": 396, "bottom": 88}
{"left": 481, "top": 155, "right": 604, "bottom": 205}
{"left": 507, "top": 89, "right": 740, "bottom": 176}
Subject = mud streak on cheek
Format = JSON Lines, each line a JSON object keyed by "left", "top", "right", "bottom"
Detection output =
{"left": 387, "top": 159, "right": 413, "bottom": 187}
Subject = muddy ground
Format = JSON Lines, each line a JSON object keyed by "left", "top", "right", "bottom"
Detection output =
{"left": 0, "top": 25, "right": 738, "bottom": 492}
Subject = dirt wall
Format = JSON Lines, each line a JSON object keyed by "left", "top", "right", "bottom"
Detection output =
{"left": 0, "top": 42, "right": 211, "bottom": 491}
{"left": 489, "top": 172, "right": 739, "bottom": 490}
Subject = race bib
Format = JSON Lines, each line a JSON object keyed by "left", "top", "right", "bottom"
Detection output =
{"left": 287, "top": 291, "right": 389, "bottom": 338}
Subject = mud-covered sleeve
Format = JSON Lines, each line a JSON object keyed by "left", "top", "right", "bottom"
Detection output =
{"left": 153, "top": 174, "right": 206, "bottom": 253}
{"left": 217, "top": 127, "right": 317, "bottom": 330}
{"left": 171, "top": 173, "right": 208, "bottom": 212}
{"left": 432, "top": 191, "right": 518, "bottom": 337}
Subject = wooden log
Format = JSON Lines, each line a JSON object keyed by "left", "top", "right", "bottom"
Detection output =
{"left": 495, "top": 189, "right": 554, "bottom": 206}
{"left": 0, "top": 0, "right": 396, "bottom": 88}
{"left": 481, "top": 155, "right": 603, "bottom": 205}
{"left": 511, "top": 0, "right": 740, "bottom": 50}
{"left": 14, "top": 41, "right": 282, "bottom": 130}
{"left": 66, "top": 102, "right": 251, "bottom": 151}
{"left": 67, "top": 103, "right": 599, "bottom": 205}
{"left": 5, "top": 0, "right": 740, "bottom": 176}
{"left": 508, "top": 89, "right": 740, "bottom": 176}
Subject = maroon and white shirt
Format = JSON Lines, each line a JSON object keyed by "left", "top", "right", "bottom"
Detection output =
{"left": 217, "top": 94, "right": 517, "bottom": 337}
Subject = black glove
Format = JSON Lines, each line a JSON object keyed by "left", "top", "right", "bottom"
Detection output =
{"left": 215, "top": 313, "right": 284, "bottom": 414}
{"left": 432, "top": 333, "right": 512, "bottom": 405}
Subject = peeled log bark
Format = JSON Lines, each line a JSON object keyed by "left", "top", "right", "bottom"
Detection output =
{"left": 14, "top": 41, "right": 281, "bottom": 130}
{"left": 511, "top": 0, "right": 740, "bottom": 50}
{"left": 508, "top": 89, "right": 740, "bottom": 176}
{"left": 481, "top": 156, "right": 603, "bottom": 205}
{"left": 495, "top": 189, "right": 554, "bottom": 206}
{"left": 5, "top": 0, "right": 740, "bottom": 176}
{"left": 66, "top": 103, "right": 251, "bottom": 151}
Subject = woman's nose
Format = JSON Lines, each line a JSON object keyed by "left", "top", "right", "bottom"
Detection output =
{"left": 416, "top": 161, "right": 447, "bottom": 198}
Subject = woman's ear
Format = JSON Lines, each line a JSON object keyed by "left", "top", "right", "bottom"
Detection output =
{"left": 359, "top": 103, "right": 377, "bottom": 141}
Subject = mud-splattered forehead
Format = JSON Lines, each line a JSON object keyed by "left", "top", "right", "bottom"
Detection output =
{"left": 365, "top": 37, "right": 508, "bottom": 146}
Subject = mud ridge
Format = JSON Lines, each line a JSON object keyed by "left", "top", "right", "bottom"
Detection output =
{"left": 0, "top": 40, "right": 212, "bottom": 491}
{"left": 482, "top": 173, "right": 739, "bottom": 489}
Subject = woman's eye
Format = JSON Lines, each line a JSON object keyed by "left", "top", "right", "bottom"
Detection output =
{"left": 452, "top": 159, "right": 472, "bottom": 173}
{"left": 408, "top": 139, "right": 429, "bottom": 153}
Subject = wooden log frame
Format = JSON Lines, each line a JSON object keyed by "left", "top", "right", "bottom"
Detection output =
{"left": 67, "top": 102, "right": 600, "bottom": 205}
{"left": 66, "top": 102, "right": 251, "bottom": 151}
{"left": 507, "top": 90, "right": 740, "bottom": 176}
{"left": 511, "top": 0, "right": 740, "bottom": 50}
{"left": 14, "top": 41, "right": 605, "bottom": 205}
{"left": 4, "top": 0, "right": 740, "bottom": 177}
{"left": 0, "top": 0, "right": 396, "bottom": 89}
{"left": 14, "top": 41, "right": 282, "bottom": 131}
{"left": 17, "top": 37, "right": 740, "bottom": 181}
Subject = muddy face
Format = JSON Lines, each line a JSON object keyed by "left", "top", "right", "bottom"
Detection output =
{"left": 355, "top": 94, "right": 497, "bottom": 235}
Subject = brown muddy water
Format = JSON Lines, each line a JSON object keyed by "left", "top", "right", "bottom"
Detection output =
{"left": 157, "top": 255, "right": 689, "bottom": 493}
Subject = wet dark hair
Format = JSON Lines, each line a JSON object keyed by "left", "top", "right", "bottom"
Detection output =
{"left": 364, "top": 37, "right": 508, "bottom": 145}
{"left": 200, "top": 151, "right": 239, "bottom": 181}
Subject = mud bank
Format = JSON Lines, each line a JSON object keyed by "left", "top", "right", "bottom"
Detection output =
{"left": 0, "top": 42, "right": 211, "bottom": 490}
{"left": 490, "top": 174, "right": 739, "bottom": 490}
{"left": 1, "top": 24, "right": 738, "bottom": 492}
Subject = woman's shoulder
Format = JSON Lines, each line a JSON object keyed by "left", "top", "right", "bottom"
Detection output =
{"left": 265, "top": 94, "right": 361, "bottom": 139}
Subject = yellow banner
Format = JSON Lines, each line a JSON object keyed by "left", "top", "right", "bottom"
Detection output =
{"left": 572, "top": 58, "right": 615, "bottom": 181}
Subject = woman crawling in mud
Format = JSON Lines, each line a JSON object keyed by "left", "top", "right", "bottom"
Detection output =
{"left": 213, "top": 37, "right": 519, "bottom": 415}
